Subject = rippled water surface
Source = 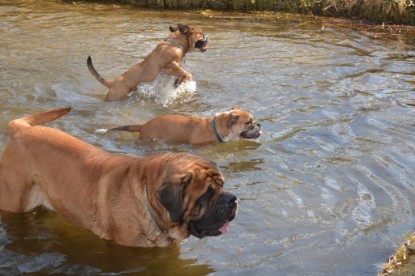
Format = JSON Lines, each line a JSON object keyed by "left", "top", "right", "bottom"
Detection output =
{"left": 1, "top": 0, "right": 415, "bottom": 275}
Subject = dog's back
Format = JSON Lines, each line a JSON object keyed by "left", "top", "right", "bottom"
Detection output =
{"left": 0, "top": 107, "right": 111, "bottom": 213}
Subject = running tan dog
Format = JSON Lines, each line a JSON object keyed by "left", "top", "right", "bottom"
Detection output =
{"left": 105, "top": 106, "right": 261, "bottom": 144}
{"left": 87, "top": 24, "right": 208, "bottom": 101}
{"left": 0, "top": 108, "right": 237, "bottom": 247}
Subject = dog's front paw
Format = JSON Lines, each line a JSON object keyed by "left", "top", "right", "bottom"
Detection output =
{"left": 174, "top": 78, "right": 181, "bottom": 88}
{"left": 184, "top": 72, "right": 192, "bottom": 82}
{"left": 174, "top": 73, "right": 192, "bottom": 88}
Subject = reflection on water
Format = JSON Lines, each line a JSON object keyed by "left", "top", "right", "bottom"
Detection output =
{"left": 0, "top": 209, "right": 213, "bottom": 275}
{"left": 1, "top": 0, "right": 415, "bottom": 274}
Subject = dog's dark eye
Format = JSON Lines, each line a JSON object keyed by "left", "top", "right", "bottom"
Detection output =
{"left": 245, "top": 119, "right": 253, "bottom": 125}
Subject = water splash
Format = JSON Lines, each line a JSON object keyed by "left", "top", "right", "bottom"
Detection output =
{"left": 134, "top": 72, "right": 196, "bottom": 106}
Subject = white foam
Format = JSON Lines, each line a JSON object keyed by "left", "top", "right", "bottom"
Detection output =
{"left": 95, "top": 128, "right": 108, "bottom": 134}
{"left": 135, "top": 72, "right": 196, "bottom": 106}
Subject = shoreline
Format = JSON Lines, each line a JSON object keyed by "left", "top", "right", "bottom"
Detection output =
{"left": 381, "top": 233, "right": 415, "bottom": 275}
{"left": 72, "top": 0, "right": 415, "bottom": 24}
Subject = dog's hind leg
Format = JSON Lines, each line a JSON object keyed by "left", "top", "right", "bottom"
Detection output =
{"left": 0, "top": 153, "right": 32, "bottom": 213}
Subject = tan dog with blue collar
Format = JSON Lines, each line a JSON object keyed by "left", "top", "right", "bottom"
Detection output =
{"left": 87, "top": 24, "right": 208, "bottom": 101}
{"left": 103, "top": 106, "right": 261, "bottom": 144}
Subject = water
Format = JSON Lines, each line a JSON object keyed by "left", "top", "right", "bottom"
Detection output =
{"left": 1, "top": 0, "right": 415, "bottom": 274}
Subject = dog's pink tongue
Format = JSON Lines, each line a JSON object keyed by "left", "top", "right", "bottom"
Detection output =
{"left": 218, "top": 221, "right": 230, "bottom": 234}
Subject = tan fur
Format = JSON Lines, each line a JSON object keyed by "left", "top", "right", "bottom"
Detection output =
{"left": 0, "top": 108, "right": 235, "bottom": 247}
{"left": 108, "top": 106, "right": 262, "bottom": 144}
{"left": 87, "top": 24, "right": 208, "bottom": 101}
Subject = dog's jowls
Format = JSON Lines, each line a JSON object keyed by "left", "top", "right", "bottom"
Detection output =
{"left": 0, "top": 108, "right": 237, "bottom": 247}
{"left": 87, "top": 24, "right": 208, "bottom": 101}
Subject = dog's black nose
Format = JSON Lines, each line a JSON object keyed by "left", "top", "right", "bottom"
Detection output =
{"left": 224, "top": 193, "right": 237, "bottom": 208}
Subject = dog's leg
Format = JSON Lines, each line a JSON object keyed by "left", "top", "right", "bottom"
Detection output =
{"left": 0, "top": 155, "right": 30, "bottom": 212}
{"left": 105, "top": 86, "right": 131, "bottom": 102}
{"left": 165, "top": 62, "right": 192, "bottom": 87}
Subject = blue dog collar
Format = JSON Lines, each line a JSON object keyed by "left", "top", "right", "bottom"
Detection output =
{"left": 212, "top": 117, "right": 224, "bottom": 143}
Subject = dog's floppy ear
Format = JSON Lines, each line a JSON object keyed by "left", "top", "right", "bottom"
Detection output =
{"left": 159, "top": 182, "right": 183, "bottom": 222}
{"left": 159, "top": 174, "right": 192, "bottom": 222}
{"left": 227, "top": 113, "right": 240, "bottom": 129}
{"left": 177, "top": 24, "right": 190, "bottom": 35}
{"left": 169, "top": 26, "right": 178, "bottom": 32}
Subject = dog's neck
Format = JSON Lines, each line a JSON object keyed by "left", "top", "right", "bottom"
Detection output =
{"left": 143, "top": 181, "right": 166, "bottom": 236}
{"left": 164, "top": 37, "right": 188, "bottom": 55}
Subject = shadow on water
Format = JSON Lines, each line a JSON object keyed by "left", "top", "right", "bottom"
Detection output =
{"left": 0, "top": 208, "right": 214, "bottom": 275}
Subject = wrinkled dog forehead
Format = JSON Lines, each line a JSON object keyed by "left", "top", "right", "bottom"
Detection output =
{"left": 167, "top": 155, "right": 222, "bottom": 181}
{"left": 232, "top": 109, "right": 253, "bottom": 120}
{"left": 191, "top": 27, "right": 204, "bottom": 33}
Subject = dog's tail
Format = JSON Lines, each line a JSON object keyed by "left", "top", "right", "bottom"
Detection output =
{"left": 95, "top": 125, "right": 143, "bottom": 135}
{"left": 87, "top": 55, "right": 111, "bottom": 88}
{"left": 8, "top": 107, "right": 71, "bottom": 136}
{"left": 111, "top": 125, "right": 142, "bottom": 132}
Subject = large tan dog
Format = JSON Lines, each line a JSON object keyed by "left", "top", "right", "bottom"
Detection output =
{"left": 106, "top": 106, "right": 261, "bottom": 144}
{"left": 0, "top": 108, "right": 237, "bottom": 247}
{"left": 87, "top": 24, "right": 208, "bottom": 101}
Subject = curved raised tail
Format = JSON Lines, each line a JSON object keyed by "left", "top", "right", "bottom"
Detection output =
{"left": 109, "top": 125, "right": 142, "bottom": 132}
{"left": 87, "top": 55, "right": 111, "bottom": 88}
{"left": 8, "top": 107, "right": 71, "bottom": 136}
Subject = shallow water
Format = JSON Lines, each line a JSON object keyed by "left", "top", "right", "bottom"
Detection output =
{"left": 1, "top": 0, "right": 415, "bottom": 275}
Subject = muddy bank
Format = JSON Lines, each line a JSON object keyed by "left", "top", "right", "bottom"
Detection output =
{"left": 381, "top": 233, "right": 415, "bottom": 275}
{"left": 74, "top": 0, "right": 415, "bottom": 23}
